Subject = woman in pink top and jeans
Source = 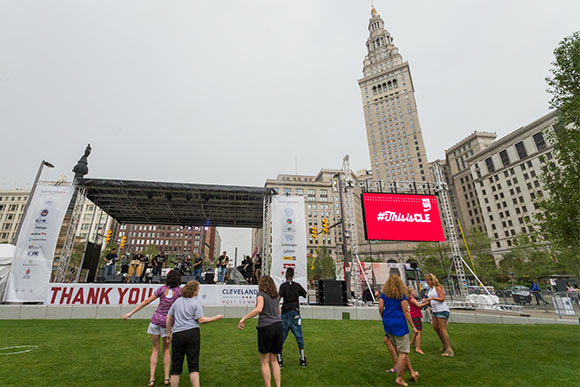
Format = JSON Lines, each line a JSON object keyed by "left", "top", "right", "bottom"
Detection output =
{"left": 123, "top": 270, "right": 182, "bottom": 386}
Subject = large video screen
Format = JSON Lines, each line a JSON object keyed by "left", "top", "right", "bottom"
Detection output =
{"left": 361, "top": 193, "right": 445, "bottom": 242}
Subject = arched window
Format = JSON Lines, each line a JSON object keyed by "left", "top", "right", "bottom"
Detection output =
{"left": 387, "top": 81, "right": 392, "bottom": 90}
{"left": 372, "top": 86, "right": 377, "bottom": 95}
{"left": 382, "top": 82, "right": 387, "bottom": 90}
{"left": 377, "top": 84, "right": 382, "bottom": 93}
{"left": 393, "top": 79, "right": 398, "bottom": 88}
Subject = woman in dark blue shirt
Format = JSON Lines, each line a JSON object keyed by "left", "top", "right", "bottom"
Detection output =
{"left": 379, "top": 274, "right": 419, "bottom": 386}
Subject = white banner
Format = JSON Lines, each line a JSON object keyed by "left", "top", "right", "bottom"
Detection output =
{"left": 4, "top": 184, "right": 74, "bottom": 302}
{"left": 45, "top": 283, "right": 258, "bottom": 305}
{"left": 270, "top": 196, "right": 307, "bottom": 296}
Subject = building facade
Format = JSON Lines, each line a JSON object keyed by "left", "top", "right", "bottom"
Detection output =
{"left": 118, "top": 224, "right": 218, "bottom": 261}
{"left": 444, "top": 131, "right": 497, "bottom": 232}
{"left": 0, "top": 189, "right": 30, "bottom": 243}
{"left": 469, "top": 111, "right": 558, "bottom": 258}
{"left": 359, "top": 7, "right": 431, "bottom": 183}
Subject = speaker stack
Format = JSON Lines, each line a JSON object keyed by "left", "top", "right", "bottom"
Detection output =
{"left": 316, "top": 280, "right": 347, "bottom": 305}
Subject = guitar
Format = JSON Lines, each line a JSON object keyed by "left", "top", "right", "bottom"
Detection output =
{"left": 105, "top": 254, "right": 117, "bottom": 267}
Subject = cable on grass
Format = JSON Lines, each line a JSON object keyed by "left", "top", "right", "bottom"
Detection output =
{"left": 0, "top": 345, "right": 39, "bottom": 355}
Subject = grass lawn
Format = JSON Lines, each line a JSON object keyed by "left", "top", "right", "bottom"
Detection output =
{"left": 0, "top": 318, "right": 578, "bottom": 386}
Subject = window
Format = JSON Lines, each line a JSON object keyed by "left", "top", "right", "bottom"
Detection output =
{"left": 320, "top": 189, "right": 328, "bottom": 202}
{"left": 499, "top": 150, "right": 510, "bottom": 167}
{"left": 515, "top": 141, "right": 527, "bottom": 159}
{"left": 296, "top": 188, "right": 304, "bottom": 196}
{"left": 533, "top": 132, "right": 546, "bottom": 152}
{"left": 485, "top": 157, "right": 495, "bottom": 173}
{"left": 307, "top": 189, "right": 316, "bottom": 202}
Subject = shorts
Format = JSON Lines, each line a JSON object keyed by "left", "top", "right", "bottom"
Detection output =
{"left": 433, "top": 311, "right": 450, "bottom": 320}
{"left": 412, "top": 317, "right": 423, "bottom": 331}
{"left": 171, "top": 328, "right": 200, "bottom": 375}
{"left": 147, "top": 322, "right": 168, "bottom": 337}
{"left": 257, "top": 322, "right": 283, "bottom": 354}
{"left": 386, "top": 333, "right": 410, "bottom": 354}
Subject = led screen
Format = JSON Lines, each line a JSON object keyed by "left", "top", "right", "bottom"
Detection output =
{"left": 361, "top": 193, "right": 445, "bottom": 241}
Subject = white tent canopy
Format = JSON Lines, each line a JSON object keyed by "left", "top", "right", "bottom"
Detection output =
{"left": 0, "top": 244, "right": 16, "bottom": 302}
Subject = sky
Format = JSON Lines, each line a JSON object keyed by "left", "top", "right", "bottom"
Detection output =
{"left": 0, "top": 0, "right": 578, "bottom": 257}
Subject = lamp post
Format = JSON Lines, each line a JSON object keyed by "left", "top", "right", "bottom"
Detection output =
{"left": 13, "top": 160, "right": 55, "bottom": 244}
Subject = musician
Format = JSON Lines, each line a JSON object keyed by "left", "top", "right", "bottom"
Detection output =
{"left": 131, "top": 251, "right": 146, "bottom": 283}
{"left": 177, "top": 257, "right": 192, "bottom": 276}
{"left": 241, "top": 255, "right": 253, "bottom": 283}
{"left": 104, "top": 248, "right": 118, "bottom": 279}
{"left": 193, "top": 253, "right": 203, "bottom": 282}
{"left": 121, "top": 254, "right": 130, "bottom": 275}
{"left": 217, "top": 251, "right": 229, "bottom": 284}
{"left": 152, "top": 251, "right": 167, "bottom": 277}
{"left": 253, "top": 253, "right": 262, "bottom": 283}
{"left": 140, "top": 253, "right": 150, "bottom": 283}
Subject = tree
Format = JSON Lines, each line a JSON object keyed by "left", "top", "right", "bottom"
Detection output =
{"left": 537, "top": 31, "right": 580, "bottom": 279}
{"left": 500, "top": 233, "right": 555, "bottom": 282}
{"left": 463, "top": 228, "right": 499, "bottom": 284}
{"left": 412, "top": 242, "right": 448, "bottom": 279}
{"left": 307, "top": 247, "right": 336, "bottom": 281}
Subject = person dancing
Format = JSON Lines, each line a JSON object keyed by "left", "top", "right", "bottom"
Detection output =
{"left": 408, "top": 286, "right": 429, "bottom": 354}
{"left": 379, "top": 274, "right": 419, "bottom": 386}
{"left": 122, "top": 270, "right": 182, "bottom": 386}
{"left": 277, "top": 267, "right": 307, "bottom": 368}
{"left": 424, "top": 273, "right": 454, "bottom": 357}
{"left": 238, "top": 276, "right": 283, "bottom": 387}
{"left": 166, "top": 280, "right": 223, "bottom": 387}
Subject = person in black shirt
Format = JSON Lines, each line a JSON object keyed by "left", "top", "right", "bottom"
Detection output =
{"left": 104, "top": 248, "right": 118, "bottom": 279}
{"left": 192, "top": 253, "right": 203, "bottom": 282}
{"left": 217, "top": 252, "right": 229, "bottom": 284}
{"left": 139, "top": 253, "right": 150, "bottom": 283}
{"left": 253, "top": 254, "right": 262, "bottom": 283}
{"left": 277, "top": 267, "right": 307, "bottom": 368}
{"left": 152, "top": 251, "right": 166, "bottom": 277}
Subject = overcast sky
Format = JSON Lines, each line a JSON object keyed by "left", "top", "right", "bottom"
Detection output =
{"left": 0, "top": 0, "right": 578, "bottom": 257}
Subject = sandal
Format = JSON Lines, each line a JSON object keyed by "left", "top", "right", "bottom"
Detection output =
{"left": 147, "top": 381, "right": 155, "bottom": 387}
{"left": 164, "top": 379, "right": 170, "bottom": 386}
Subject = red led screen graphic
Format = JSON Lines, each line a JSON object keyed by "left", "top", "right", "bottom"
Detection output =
{"left": 361, "top": 193, "right": 445, "bottom": 241}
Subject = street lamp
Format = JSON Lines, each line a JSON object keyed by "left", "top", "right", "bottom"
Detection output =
{"left": 13, "top": 160, "right": 55, "bottom": 244}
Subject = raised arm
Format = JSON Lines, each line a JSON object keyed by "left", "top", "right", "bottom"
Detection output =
{"left": 121, "top": 294, "right": 158, "bottom": 319}
{"left": 198, "top": 315, "right": 224, "bottom": 324}
{"left": 401, "top": 299, "right": 418, "bottom": 334}
{"left": 238, "top": 295, "right": 264, "bottom": 330}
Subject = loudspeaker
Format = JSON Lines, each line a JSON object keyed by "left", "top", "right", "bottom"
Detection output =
{"left": 181, "top": 275, "right": 195, "bottom": 284}
{"left": 317, "top": 280, "right": 347, "bottom": 305}
{"left": 83, "top": 242, "right": 102, "bottom": 282}
{"left": 105, "top": 275, "right": 123, "bottom": 283}
{"left": 204, "top": 273, "right": 215, "bottom": 284}
{"left": 152, "top": 275, "right": 166, "bottom": 284}
{"left": 96, "top": 268, "right": 106, "bottom": 283}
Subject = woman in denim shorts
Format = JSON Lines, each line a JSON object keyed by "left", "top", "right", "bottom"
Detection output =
{"left": 425, "top": 273, "right": 454, "bottom": 357}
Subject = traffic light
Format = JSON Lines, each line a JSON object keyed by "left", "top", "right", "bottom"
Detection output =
{"left": 105, "top": 229, "right": 112, "bottom": 244}
{"left": 322, "top": 218, "right": 328, "bottom": 234}
{"left": 312, "top": 226, "right": 318, "bottom": 240}
{"left": 120, "top": 236, "right": 127, "bottom": 249}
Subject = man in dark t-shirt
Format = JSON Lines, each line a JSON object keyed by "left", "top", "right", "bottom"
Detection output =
{"left": 152, "top": 251, "right": 166, "bottom": 277}
{"left": 193, "top": 253, "right": 203, "bottom": 282}
{"left": 278, "top": 267, "right": 307, "bottom": 367}
{"left": 217, "top": 252, "right": 229, "bottom": 284}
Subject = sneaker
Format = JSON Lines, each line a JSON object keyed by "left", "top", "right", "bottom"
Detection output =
{"left": 300, "top": 357, "right": 307, "bottom": 367}
{"left": 277, "top": 354, "right": 283, "bottom": 369}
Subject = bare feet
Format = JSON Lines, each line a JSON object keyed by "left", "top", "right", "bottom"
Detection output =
{"left": 442, "top": 349, "right": 455, "bottom": 357}
{"left": 415, "top": 348, "right": 425, "bottom": 355}
{"left": 395, "top": 377, "right": 408, "bottom": 386}
{"left": 411, "top": 371, "right": 420, "bottom": 382}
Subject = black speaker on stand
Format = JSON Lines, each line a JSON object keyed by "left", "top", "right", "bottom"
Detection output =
{"left": 317, "top": 280, "right": 347, "bottom": 305}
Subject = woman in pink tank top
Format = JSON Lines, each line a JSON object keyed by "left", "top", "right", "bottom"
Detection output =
{"left": 122, "top": 270, "right": 182, "bottom": 386}
{"left": 408, "top": 286, "right": 429, "bottom": 355}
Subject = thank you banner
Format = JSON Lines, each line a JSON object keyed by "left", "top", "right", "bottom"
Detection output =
{"left": 270, "top": 196, "right": 307, "bottom": 295}
{"left": 4, "top": 184, "right": 74, "bottom": 302}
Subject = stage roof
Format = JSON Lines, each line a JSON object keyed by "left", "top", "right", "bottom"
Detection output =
{"left": 77, "top": 178, "right": 276, "bottom": 228}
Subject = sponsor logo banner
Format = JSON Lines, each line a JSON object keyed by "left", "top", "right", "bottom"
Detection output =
{"left": 362, "top": 193, "right": 445, "bottom": 241}
{"left": 271, "top": 196, "right": 307, "bottom": 294}
{"left": 4, "top": 184, "right": 74, "bottom": 302}
{"left": 45, "top": 284, "right": 259, "bottom": 305}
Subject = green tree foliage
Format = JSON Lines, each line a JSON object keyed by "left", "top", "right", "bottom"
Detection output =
{"left": 307, "top": 247, "right": 336, "bottom": 281}
{"left": 142, "top": 245, "right": 160, "bottom": 261}
{"left": 537, "top": 31, "right": 580, "bottom": 279}
{"left": 462, "top": 228, "right": 499, "bottom": 284}
{"left": 500, "top": 233, "right": 555, "bottom": 282}
{"left": 412, "top": 242, "right": 448, "bottom": 279}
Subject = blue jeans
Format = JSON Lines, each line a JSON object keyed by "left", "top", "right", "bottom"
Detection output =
{"left": 104, "top": 265, "right": 115, "bottom": 278}
{"left": 194, "top": 267, "right": 202, "bottom": 282}
{"left": 282, "top": 310, "right": 304, "bottom": 349}
{"left": 217, "top": 266, "right": 226, "bottom": 283}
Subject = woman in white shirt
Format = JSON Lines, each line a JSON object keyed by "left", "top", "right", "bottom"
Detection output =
{"left": 425, "top": 273, "right": 454, "bottom": 357}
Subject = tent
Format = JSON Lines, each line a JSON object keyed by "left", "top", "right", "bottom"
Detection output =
{"left": 0, "top": 244, "right": 16, "bottom": 302}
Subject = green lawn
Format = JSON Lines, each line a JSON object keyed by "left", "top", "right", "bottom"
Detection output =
{"left": 0, "top": 318, "right": 578, "bottom": 386}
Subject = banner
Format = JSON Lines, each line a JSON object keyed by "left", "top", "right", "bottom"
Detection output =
{"left": 4, "top": 184, "right": 74, "bottom": 302}
{"left": 270, "top": 196, "right": 307, "bottom": 295}
{"left": 361, "top": 193, "right": 445, "bottom": 241}
{"left": 45, "top": 283, "right": 258, "bottom": 305}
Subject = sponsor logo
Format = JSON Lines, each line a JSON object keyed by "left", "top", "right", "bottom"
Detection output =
{"left": 283, "top": 256, "right": 296, "bottom": 261}
{"left": 28, "top": 244, "right": 41, "bottom": 250}
{"left": 282, "top": 243, "right": 297, "bottom": 247}
{"left": 27, "top": 251, "right": 40, "bottom": 257}
{"left": 283, "top": 249, "right": 295, "bottom": 254}
{"left": 35, "top": 218, "right": 47, "bottom": 223}
{"left": 31, "top": 232, "right": 47, "bottom": 236}
{"left": 23, "top": 268, "right": 31, "bottom": 279}
{"left": 34, "top": 226, "right": 47, "bottom": 230}
{"left": 422, "top": 198, "right": 432, "bottom": 212}
{"left": 41, "top": 209, "right": 49, "bottom": 217}
{"left": 284, "top": 235, "right": 295, "bottom": 242}
{"left": 282, "top": 225, "right": 296, "bottom": 233}
{"left": 377, "top": 211, "right": 431, "bottom": 223}
{"left": 284, "top": 208, "right": 294, "bottom": 217}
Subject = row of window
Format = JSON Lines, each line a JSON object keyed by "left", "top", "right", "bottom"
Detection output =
{"left": 484, "top": 132, "right": 546, "bottom": 173}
